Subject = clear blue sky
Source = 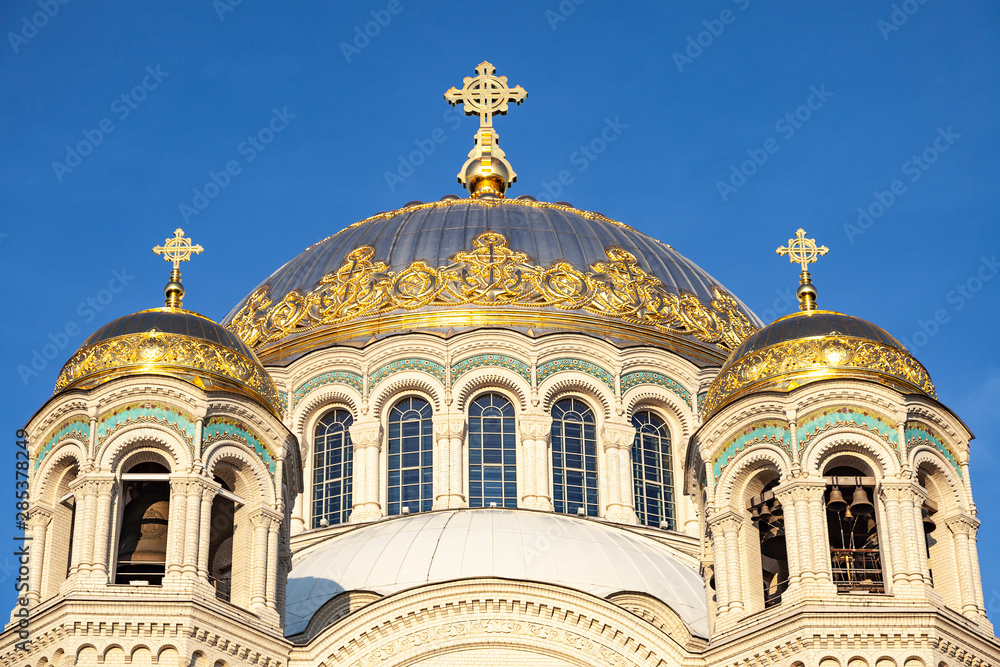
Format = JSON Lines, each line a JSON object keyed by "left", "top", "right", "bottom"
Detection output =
{"left": 1, "top": 1, "right": 998, "bottom": 614}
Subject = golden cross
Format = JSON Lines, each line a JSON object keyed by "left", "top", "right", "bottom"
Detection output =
{"left": 777, "top": 228, "right": 828, "bottom": 272}
{"left": 445, "top": 61, "right": 527, "bottom": 128}
{"left": 153, "top": 228, "right": 204, "bottom": 270}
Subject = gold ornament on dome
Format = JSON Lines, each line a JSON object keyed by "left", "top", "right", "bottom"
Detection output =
{"left": 701, "top": 334, "right": 936, "bottom": 416}
{"left": 228, "top": 231, "right": 757, "bottom": 353}
{"left": 54, "top": 332, "right": 284, "bottom": 418}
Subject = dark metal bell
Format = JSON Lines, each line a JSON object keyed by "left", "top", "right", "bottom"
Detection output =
{"left": 757, "top": 502, "right": 773, "bottom": 523}
{"left": 760, "top": 524, "right": 787, "bottom": 559}
{"left": 849, "top": 486, "right": 874, "bottom": 517}
{"left": 827, "top": 486, "right": 847, "bottom": 513}
{"left": 769, "top": 499, "right": 783, "bottom": 517}
{"left": 750, "top": 505, "right": 761, "bottom": 523}
{"left": 922, "top": 507, "right": 936, "bottom": 533}
{"left": 117, "top": 492, "right": 170, "bottom": 565}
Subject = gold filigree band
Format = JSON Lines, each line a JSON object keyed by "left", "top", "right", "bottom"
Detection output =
{"left": 227, "top": 231, "right": 758, "bottom": 357}
{"left": 55, "top": 332, "right": 284, "bottom": 417}
{"left": 702, "top": 335, "right": 936, "bottom": 416}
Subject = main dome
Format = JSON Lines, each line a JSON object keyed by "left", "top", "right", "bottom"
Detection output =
{"left": 284, "top": 509, "right": 708, "bottom": 638}
{"left": 223, "top": 197, "right": 760, "bottom": 365}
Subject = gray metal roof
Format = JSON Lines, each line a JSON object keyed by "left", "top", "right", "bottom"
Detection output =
{"left": 285, "top": 508, "right": 708, "bottom": 638}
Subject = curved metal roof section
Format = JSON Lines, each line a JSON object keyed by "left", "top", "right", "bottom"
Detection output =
{"left": 223, "top": 198, "right": 758, "bottom": 328}
{"left": 285, "top": 509, "right": 708, "bottom": 638}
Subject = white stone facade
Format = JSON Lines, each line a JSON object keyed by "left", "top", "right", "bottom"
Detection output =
{"left": 3, "top": 328, "right": 999, "bottom": 666}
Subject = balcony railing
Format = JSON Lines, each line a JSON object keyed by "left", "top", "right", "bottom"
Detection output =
{"left": 831, "top": 548, "right": 884, "bottom": 593}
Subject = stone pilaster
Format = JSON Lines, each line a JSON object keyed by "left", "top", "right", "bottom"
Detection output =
{"left": 348, "top": 419, "right": 383, "bottom": 522}
{"left": 432, "top": 416, "right": 466, "bottom": 509}
{"left": 25, "top": 506, "right": 53, "bottom": 606}
{"left": 519, "top": 415, "right": 553, "bottom": 511}
{"left": 601, "top": 421, "right": 637, "bottom": 524}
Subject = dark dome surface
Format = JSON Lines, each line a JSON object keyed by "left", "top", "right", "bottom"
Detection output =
{"left": 85, "top": 308, "right": 257, "bottom": 359}
{"left": 725, "top": 310, "right": 905, "bottom": 361}
{"left": 223, "top": 198, "right": 761, "bottom": 365}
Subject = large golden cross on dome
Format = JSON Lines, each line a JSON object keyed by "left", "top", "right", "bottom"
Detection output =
{"left": 153, "top": 228, "right": 203, "bottom": 308}
{"left": 445, "top": 61, "right": 527, "bottom": 128}
{"left": 776, "top": 228, "right": 828, "bottom": 312}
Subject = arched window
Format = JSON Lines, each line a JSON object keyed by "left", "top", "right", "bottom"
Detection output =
{"left": 824, "top": 463, "right": 884, "bottom": 593}
{"left": 551, "top": 397, "right": 598, "bottom": 516}
{"left": 115, "top": 462, "right": 170, "bottom": 586}
{"left": 387, "top": 397, "right": 433, "bottom": 515}
{"left": 312, "top": 409, "right": 354, "bottom": 527}
{"left": 631, "top": 411, "right": 675, "bottom": 529}
{"left": 468, "top": 394, "right": 517, "bottom": 508}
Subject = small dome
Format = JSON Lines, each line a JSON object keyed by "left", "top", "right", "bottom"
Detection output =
{"left": 702, "top": 309, "right": 936, "bottom": 416}
{"left": 285, "top": 509, "right": 708, "bottom": 638}
{"left": 54, "top": 307, "right": 283, "bottom": 417}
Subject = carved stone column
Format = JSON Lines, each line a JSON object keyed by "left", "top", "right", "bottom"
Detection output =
{"left": 26, "top": 507, "right": 53, "bottom": 606}
{"left": 265, "top": 517, "right": 280, "bottom": 614}
{"left": 708, "top": 512, "right": 744, "bottom": 620}
{"left": 163, "top": 477, "right": 189, "bottom": 584}
{"left": 520, "top": 415, "right": 553, "bottom": 511}
{"left": 433, "top": 416, "right": 466, "bottom": 509}
{"left": 805, "top": 481, "right": 834, "bottom": 589}
{"left": 947, "top": 515, "right": 983, "bottom": 619}
{"left": 68, "top": 477, "right": 99, "bottom": 578}
{"left": 248, "top": 509, "right": 272, "bottom": 613}
{"left": 773, "top": 485, "right": 802, "bottom": 590}
{"left": 348, "top": 419, "right": 383, "bottom": 522}
{"left": 87, "top": 476, "right": 116, "bottom": 583}
{"left": 197, "top": 483, "right": 217, "bottom": 582}
{"left": 601, "top": 421, "right": 637, "bottom": 524}
{"left": 182, "top": 481, "right": 205, "bottom": 578}
{"left": 879, "top": 482, "right": 912, "bottom": 592}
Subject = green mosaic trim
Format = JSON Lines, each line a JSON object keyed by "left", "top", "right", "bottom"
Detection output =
{"left": 905, "top": 421, "right": 961, "bottom": 477}
{"left": 451, "top": 354, "right": 531, "bottom": 384}
{"left": 96, "top": 402, "right": 195, "bottom": 449}
{"left": 36, "top": 416, "right": 90, "bottom": 470}
{"left": 697, "top": 391, "right": 709, "bottom": 419}
{"left": 369, "top": 358, "right": 446, "bottom": 386}
{"left": 292, "top": 370, "right": 363, "bottom": 407}
{"left": 203, "top": 416, "right": 275, "bottom": 476}
{"left": 713, "top": 419, "right": 791, "bottom": 480}
{"left": 797, "top": 406, "right": 899, "bottom": 454}
{"left": 279, "top": 391, "right": 289, "bottom": 409}
{"left": 536, "top": 358, "right": 615, "bottom": 391}
{"left": 620, "top": 371, "right": 692, "bottom": 408}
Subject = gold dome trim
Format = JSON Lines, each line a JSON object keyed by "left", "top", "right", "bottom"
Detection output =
{"left": 55, "top": 332, "right": 284, "bottom": 418}
{"left": 229, "top": 232, "right": 757, "bottom": 355}
{"left": 702, "top": 334, "right": 936, "bottom": 416}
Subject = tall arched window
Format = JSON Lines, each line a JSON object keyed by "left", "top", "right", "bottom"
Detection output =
{"left": 551, "top": 398, "right": 598, "bottom": 516}
{"left": 387, "top": 397, "right": 433, "bottom": 515}
{"left": 468, "top": 394, "right": 517, "bottom": 508}
{"left": 631, "top": 411, "right": 675, "bottom": 529}
{"left": 312, "top": 409, "right": 354, "bottom": 527}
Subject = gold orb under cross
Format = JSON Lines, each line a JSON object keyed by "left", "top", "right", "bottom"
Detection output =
{"left": 153, "top": 228, "right": 204, "bottom": 270}
{"left": 444, "top": 61, "right": 527, "bottom": 128}
{"left": 777, "top": 228, "right": 828, "bottom": 273}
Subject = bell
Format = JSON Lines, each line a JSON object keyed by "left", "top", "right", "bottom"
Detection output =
{"left": 849, "top": 486, "right": 874, "bottom": 518}
{"left": 117, "top": 491, "right": 170, "bottom": 565}
{"left": 760, "top": 524, "right": 787, "bottom": 559}
{"left": 827, "top": 486, "right": 847, "bottom": 513}
{"left": 922, "top": 507, "right": 936, "bottom": 533}
{"left": 770, "top": 499, "right": 783, "bottom": 517}
{"left": 757, "top": 502, "right": 773, "bottom": 524}
{"left": 750, "top": 505, "right": 761, "bottom": 523}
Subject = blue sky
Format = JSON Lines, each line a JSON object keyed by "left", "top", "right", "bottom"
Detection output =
{"left": 1, "top": 1, "right": 998, "bottom": 614}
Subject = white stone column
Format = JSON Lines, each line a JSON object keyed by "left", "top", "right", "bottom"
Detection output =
{"left": 26, "top": 507, "right": 53, "bottom": 606}
{"left": 708, "top": 512, "right": 743, "bottom": 621}
{"left": 249, "top": 510, "right": 271, "bottom": 612}
{"left": 774, "top": 486, "right": 802, "bottom": 590}
{"left": 197, "top": 484, "right": 217, "bottom": 582}
{"left": 880, "top": 482, "right": 912, "bottom": 592}
{"left": 266, "top": 518, "right": 280, "bottom": 614}
{"left": 601, "top": 421, "right": 637, "bottom": 524}
{"left": 183, "top": 481, "right": 204, "bottom": 578}
{"left": 433, "top": 416, "right": 466, "bottom": 509}
{"left": 348, "top": 420, "right": 383, "bottom": 522}
{"left": 520, "top": 415, "right": 553, "bottom": 511}
{"left": 806, "top": 482, "right": 835, "bottom": 589}
{"left": 67, "top": 478, "right": 97, "bottom": 578}
{"left": 448, "top": 423, "right": 465, "bottom": 509}
{"left": 163, "top": 477, "right": 188, "bottom": 583}
{"left": 88, "top": 476, "right": 116, "bottom": 583}
{"left": 947, "top": 515, "right": 982, "bottom": 619}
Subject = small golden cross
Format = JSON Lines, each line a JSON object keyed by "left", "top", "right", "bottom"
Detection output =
{"left": 153, "top": 228, "right": 204, "bottom": 270}
{"left": 445, "top": 61, "right": 527, "bottom": 128}
{"left": 777, "top": 228, "right": 828, "bottom": 273}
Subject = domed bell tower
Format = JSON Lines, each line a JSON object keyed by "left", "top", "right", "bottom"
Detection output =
{"left": 15, "top": 229, "right": 300, "bottom": 665}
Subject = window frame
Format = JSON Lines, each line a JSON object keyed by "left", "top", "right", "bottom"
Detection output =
{"left": 384, "top": 395, "right": 435, "bottom": 516}
{"left": 630, "top": 409, "right": 676, "bottom": 529}
{"left": 466, "top": 392, "right": 519, "bottom": 509}
{"left": 549, "top": 396, "right": 600, "bottom": 517}
{"left": 311, "top": 408, "right": 355, "bottom": 528}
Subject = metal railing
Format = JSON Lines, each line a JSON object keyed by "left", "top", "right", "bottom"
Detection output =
{"left": 831, "top": 548, "right": 884, "bottom": 593}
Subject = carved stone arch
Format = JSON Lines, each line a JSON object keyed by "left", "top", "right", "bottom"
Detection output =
{"left": 911, "top": 449, "right": 968, "bottom": 513}
{"left": 371, "top": 374, "right": 443, "bottom": 416}
{"left": 34, "top": 441, "right": 86, "bottom": 506}
{"left": 716, "top": 445, "right": 790, "bottom": 510}
{"left": 803, "top": 429, "right": 900, "bottom": 479}
{"left": 624, "top": 387, "right": 694, "bottom": 441}
{"left": 203, "top": 443, "right": 275, "bottom": 506}
{"left": 453, "top": 369, "right": 529, "bottom": 413}
{"left": 293, "top": 386, "right": 361, "bottom": 437}
{"left": 98, "top": 424, "right": 192, "bottom": 474}
{"left": 541, "top": 375, "right": 613, "bottom": 420}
